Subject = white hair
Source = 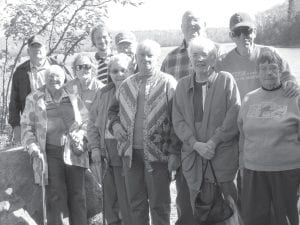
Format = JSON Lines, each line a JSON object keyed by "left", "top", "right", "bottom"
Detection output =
{"left": 108, "top": 53, "right": 132, "bottom": 72}
{"left": 137, "top": 39, "right": 161, "bottom": 57}
{"left": 45, "top": 65, "right": 65, "bottom": 78}
{"left": 187, "top": 37, "right": 218, "bottom": 58}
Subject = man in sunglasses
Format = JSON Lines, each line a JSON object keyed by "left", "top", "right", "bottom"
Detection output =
{"left": 216, "top": 12, "right": 298, "bottom": 99}
{"left": 216, "top": 12, "right": 299, "bottom": 210}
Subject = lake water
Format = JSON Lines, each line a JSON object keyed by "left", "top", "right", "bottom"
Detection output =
{"left": 277, "top": 47, "right": 300, "bottom": 83}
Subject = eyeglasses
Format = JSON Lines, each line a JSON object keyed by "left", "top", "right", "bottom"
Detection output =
{"left": 75, "top": 64, "right": 92, "bottom": 71}
{"left": 232, "top": 27, "right": 254, "bottom": 37}
{"left": 111, "top": 68, "right": 127, "bottom": 74}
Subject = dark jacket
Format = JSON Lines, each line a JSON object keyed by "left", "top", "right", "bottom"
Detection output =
{"left": 8, "top": 58, "right": 71, "bottom": 128}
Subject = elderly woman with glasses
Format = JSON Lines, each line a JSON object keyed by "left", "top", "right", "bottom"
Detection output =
{"left": 238, "top": 50, "right": 300, "bottom": 225}
{"left": 172, "top": 37, "right": 241, "bottom": 219}
{"left": 21, "top": 65, "right": 90, "bottom": 225}
{"left": 87, "top": 53, "right": 133, "bottom": 225}
{"left": 66, "top": 54, "right": 104, "bottom": 111}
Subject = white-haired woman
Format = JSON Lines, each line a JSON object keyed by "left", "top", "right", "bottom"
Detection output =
{"left": 21, "top": 65, "right": 89, "bottom": 225}
{"left": 88, "top": 53, "right": 133, "bottom": 225}
{"left": 172, "top": 37, "right": 241, "bottom": 221}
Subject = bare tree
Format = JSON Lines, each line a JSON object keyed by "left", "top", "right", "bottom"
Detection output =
{"left": 0, "top": 0, "right": 143, "bottom": 132}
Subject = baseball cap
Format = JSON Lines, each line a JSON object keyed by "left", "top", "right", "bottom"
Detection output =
{"left": 229, "top": 12, "right": 255, "bottom": 31}
{"left": 115, "top": 31, "right": 137, "bottom": 45}
{"left": 27, "top": 35, "right": 46, "bottom": 46}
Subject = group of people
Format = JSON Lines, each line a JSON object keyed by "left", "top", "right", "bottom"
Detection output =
{"left": 8, "top": 8, "right": 300, "bottom": 225}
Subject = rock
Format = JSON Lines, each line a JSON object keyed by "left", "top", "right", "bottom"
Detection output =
{"left": 0, "top": 147, "right": 102, "bottom": 225}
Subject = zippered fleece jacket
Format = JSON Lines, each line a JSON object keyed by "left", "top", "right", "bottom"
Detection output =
{"left": 108, "top": 71, "right": 181, "bottom": 168}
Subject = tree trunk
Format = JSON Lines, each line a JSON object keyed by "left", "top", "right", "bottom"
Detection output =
{"left": 288, "top": 0, "right": 295, "bottom": 20}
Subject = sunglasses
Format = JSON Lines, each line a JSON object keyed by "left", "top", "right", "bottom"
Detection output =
{"left": 111, "top": 68, "right": 127, "bottom": 74}
{"left": 75, "top": 64, "right": 92, "bottom": 71}
{"left": 232, "top": 27, "right": 254, "bottom": 37}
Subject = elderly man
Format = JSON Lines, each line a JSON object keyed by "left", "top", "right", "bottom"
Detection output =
{"left": 115, "top": 31, "right": 138, "bottom": 74}
{"left": 160, "top": 10, "right": 207, "bottom": 225}
{"left": 91, "top": 24, "right": 113, "bottom": 84}
{"left": 172, "top": 37, "right": 240, "bottom": 223}
{"left": 215, "top": 12, "right": 299, "bottom": 208}
{"left": 108, "top": 40, "right": 179, "bottom": 225}
{"left": 9, "top": 34, "right": 68, "bottom": 144}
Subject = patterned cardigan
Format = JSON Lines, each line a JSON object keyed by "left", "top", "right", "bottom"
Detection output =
{"left": 108, "top": 71, "right": 181, "bottom": 167}
{"left": 21, "top": 85, "right": 89, "bottom": 185}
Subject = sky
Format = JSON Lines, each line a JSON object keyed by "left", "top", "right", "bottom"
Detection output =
{"left": 105, "top": 0, "right": 286, "bottom": 30}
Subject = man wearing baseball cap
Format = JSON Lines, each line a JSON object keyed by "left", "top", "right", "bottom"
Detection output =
{"left": 9, "top": 34, "right": 67, "bottom": 144}
{"left": 216, "top": 12, "right": 298, "bottom": 99}
{"left": 115, "top": 31, "right": 138, "bottom": 74}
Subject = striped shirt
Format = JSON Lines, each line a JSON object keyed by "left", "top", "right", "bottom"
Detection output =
{"left": 95, "top": 52, "right": 113, "bottom": 84}
{"left": 160, "top": 41, "right": 192, "bottom": 81}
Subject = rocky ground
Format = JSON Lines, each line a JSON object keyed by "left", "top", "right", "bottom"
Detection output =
{"left": 0, "top": 137, "right": 178, "bottom": 225}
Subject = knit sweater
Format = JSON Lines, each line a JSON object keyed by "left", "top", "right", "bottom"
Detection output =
{"left": 238, "top": 87, "right": 300, "bottom": 171}
{"left": 108, "top": 71, "right": 180, "bottom": 167}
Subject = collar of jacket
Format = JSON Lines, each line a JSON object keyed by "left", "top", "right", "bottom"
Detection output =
{"left": 18, "top": 57, "right": 58, "bottom": 71}
{"left": 100, "top": 82, "right": 115, "bottom": 93}
{"left": 179, "top": 40, "right": 188, "bottom": 52}
{"left": 186, "top": 71, "right": 217, "bottom": 93}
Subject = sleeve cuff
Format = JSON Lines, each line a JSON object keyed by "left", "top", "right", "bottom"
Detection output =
{"left": 188, "top": 136, "right": 197, "bottom": 148}
{"left": 210, "top": 134, "right": 222, "bottom": 146}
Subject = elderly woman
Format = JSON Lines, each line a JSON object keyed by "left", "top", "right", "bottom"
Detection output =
{"left": 238, "top": 50, "right": 300, "bottom": 225}
{"left": 21, "top": 65, "right": 89, "bottom": 225}
{"left": 108, "top": 40, "right": 180, "bottom": 225}
{"left": 172, "top": 37, "right": 241, "bottom": 218}
{"left": 67, "top": 54, "right": 104, "bottom": 110}
{"left": 87, "top": 53, "right": 133, "bottom": 225}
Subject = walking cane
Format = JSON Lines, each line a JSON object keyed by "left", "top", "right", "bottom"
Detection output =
{"left": 90, "top": 157, "right": 108, "bottom": 225}
{"left": 99, "top": 158, "right": 106, "bottom": 225}
{"left": 40, "top": 155, "right": 47, "bottom": 225}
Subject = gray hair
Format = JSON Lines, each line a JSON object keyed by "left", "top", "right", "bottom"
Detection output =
{"left": 45, "top": 65, "right": 65, "bottom": 79}
{"left": 137, "top": 39, "right": 161, "bottom": 57}
{"left": 187, "top": 37, "right": 218, "bottom": 59}
{"left": 108, "top": 53, "right": 132, "bottom": 72}
{"left": 71, "top": 53, "right": 96, "bottom": 76}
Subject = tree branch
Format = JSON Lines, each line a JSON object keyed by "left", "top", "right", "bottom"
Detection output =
{"left": 63, "top": 33, "right": 88, "bottom": 62}
{"left": 36, "top": 1, "right": 75, "bottom": 35}
{"left": 47, "top": 0, "right": 89, "bottom": 55}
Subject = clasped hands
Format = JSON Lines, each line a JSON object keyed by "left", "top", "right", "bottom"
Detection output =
{"left": 193, "top": 140, "right": 216, "bottom": 160}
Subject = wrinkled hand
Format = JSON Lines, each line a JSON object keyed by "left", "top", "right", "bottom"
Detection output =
{"left": 282, "top": 81, "right": 299, "bottom": 98}
{"left": 168, "top": 154, "right": 181, "bottom": 172}
{"left": 112, "top": 123, "right": 127, "bottom": 142}
{"left": 91, "top": 148, "right": 102, "bottom": 162}
{"left": 12, "top": 126, "right": 21, "bottom": 144}
{"left": 206, "top": 140, "right": 216, "bottom": 152}
{"left": 193, "top": 141, "right": 215, "bottom": 160}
